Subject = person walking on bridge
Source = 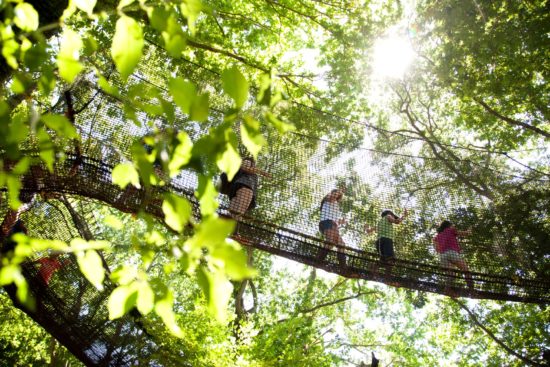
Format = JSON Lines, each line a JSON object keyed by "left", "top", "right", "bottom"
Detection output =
{"left": 317, "top": 188, "right": 347, "bottom": 269}
{"left": 228, "top": 157, "right": 271, "bottom": 218}
{"left": 433, "top": 220, "right": 474, "bottom": 291}
{"left": 375, "top": 209, "right": 408, "bottom": 262}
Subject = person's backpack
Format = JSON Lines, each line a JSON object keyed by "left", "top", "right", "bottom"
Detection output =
{"left": 219, "top": 172, "right": 232, "bottom": 195}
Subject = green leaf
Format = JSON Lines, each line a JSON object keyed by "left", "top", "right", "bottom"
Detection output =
{"left": 168, "top": 131, "right": 193, "bottom": 175}
{"left": 108, "top": 285, "right": 138, "bottom": 319}
{"left": 76, "top": 250, "right": 105, "bottom": 290}
{"left": 110, "top": 265, "right": 137, "bottom": 286}
{"left": 216, "top": 130, "right": 241, "bottom": 180}
{"left": 190, "top": 93, "right": 209, "bottom": 122}
{"left": 38, "top": 67, "right": 56, "bottom": 95}
{"left": 22, "top": 237, "right": 68, "bottom": 255}
{"left": 210, "top": 241, "right": 257, "bottom": 280}
{"left": 265, "top": 111, "right": 295, "bottom": 133}
{"left": 137, "top": 282, "right": 155, "bottom": 315}
{"left": 161, "top": 98, "right": 175, "bottom": 123}
{"left": 11, "top": 73, "right": 31, "bottom": 94}
{"left": 180, "top": 0, "right": 203, "bottom": 35}
{"left": 14, "top": 3, "right": 39, "bottom": 32}
{"left": 241, "top": 115, "right": 266, "bottom": 159}
{"left": 70, "top": 238, "right": 109, "bottom": 252}
{"left": 148, "top": 6, "right": 169, "bottom": 31}
{"left": 11, "top": 157, "right": 30, "bottom": 175}
{"left": 57, "top": 29, "right": 84, "bottom": 83}
{"left": 154, "top": 290, "right": 183, "bottom": 337}
{"left": 164, "top": 33, "right": 187, "bottom": 58}
{"left": 197, "top": 267, "right": 232, "bottom": 322}
{"left": 196, "top": 175, "right": 218, "bottom": 217}
{"left": 111, "top": 15, "right": 144, "bottom": 81}
{"left": 112, "top": 163, "right": 141, "bottom": 189}
{"left": 6, "top": 111, "right": 29, "bottom": 146}
{"left": 257, "top": 72, "right": 272, "bottom": 106}
{"left": 2, "top": 39, "right": 19, "bottom": 69}
{"left": 0, "top": 265, "right": 21, "bottom": 293}
{"left": 74, "top": 0, "right": 96, "bottom": 15}
{"left": 162, "top": 193, "right": 192, "bottom": 232}
{"left": 23, "top": 38, "right": 47, "bottom": 71}
{"left": 36, "top": 128, "right": 54, "bottom": 172}
{"left": 117, "top": 0, "right": 136, "bottom": 10}
{"left": 42, "top": 114, "right": 78, "bottom": 139}
{"left": 185, "top": 217, "right": 235, "bottom": 252}
{"left": 168, "top": 77, "right": 196, "bottom": 115}
{"left": 98, "top": 74, "right": 120, "bottom": 97}
{"left": 83, "top": 36, "right": 98, "bottom": 56}
{"left": 7, "top": 175, "right": 22, "bottom": 209}
{"left": 222, "top": 67, "right": 249, "bottom": 109}
{"left": 15, "top": 277, "right": 35, "bottom": 310}
{"left": 104, "top": 215, "right": 123, "bottom": 230}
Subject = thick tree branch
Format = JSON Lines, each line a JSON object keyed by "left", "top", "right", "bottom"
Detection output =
{"left": 58, "top": 195, "right": 110, "bottom": 273}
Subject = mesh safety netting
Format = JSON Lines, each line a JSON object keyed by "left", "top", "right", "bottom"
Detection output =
{"left": 1, "top": 42, "right": 549, "bottom": 366}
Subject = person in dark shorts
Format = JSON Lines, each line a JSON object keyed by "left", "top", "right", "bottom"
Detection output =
{"left": 317, "top": 188, "right": 347, "bottom": 268}
{"left": 228, "top": 157, "right": 271, "bottom": 218}
{"left": 375, "top": 209, "right": 408, "bottom": 262}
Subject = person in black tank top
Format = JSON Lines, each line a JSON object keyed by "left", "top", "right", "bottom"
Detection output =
{"left": 228, "top": 157, "right": 271, "bottom": 218}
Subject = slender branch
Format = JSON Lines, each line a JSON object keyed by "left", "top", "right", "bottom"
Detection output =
{"left": 186, "top": 39, "right": 267, "bottom": 72}
{"left": 264, "top": 0, "right": 335, "bottom": 36}
{"left": 453, "top": 299, "right": 543, "bottom": 366}
{"left": 277, "top": 290, "right": 377, "bottom": 324}
{"left": 396, "top": 90, "right": 494, "bottom": 199}
{"left": 216, "top": 10, "right": 272, "bottom": 32}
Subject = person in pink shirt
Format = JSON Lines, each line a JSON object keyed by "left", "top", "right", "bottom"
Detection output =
{"left": 36, "top": 254, "right": 70, "bottom": 285}
{"left": 433, "top": 220, "right": 474, "bottom": 290}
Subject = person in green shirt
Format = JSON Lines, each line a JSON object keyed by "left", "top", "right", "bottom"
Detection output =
{"left": 375, "top": 209, "right": 408, "bottom": 262}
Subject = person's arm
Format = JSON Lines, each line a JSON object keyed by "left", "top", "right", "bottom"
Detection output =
{"left": 364, "top": 224, "right": 375, "bottom": 234}
{"left": 240, "top": 161, "right": 272, "bottom": 179}
{"left": 390, "top": 209, "right": 408, "bottom": 224}
{"left": 456, "top": 228, "right": 472, "bottom": 237}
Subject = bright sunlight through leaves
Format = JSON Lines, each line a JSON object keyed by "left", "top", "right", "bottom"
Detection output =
{"left": 372, "top": 34, "right": 415, "bottom": 79}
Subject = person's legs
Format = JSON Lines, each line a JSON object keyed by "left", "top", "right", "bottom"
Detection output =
{"left": 378, "top": 237, "right": 395, "bottom": 261}
{"left": 326, "top": 226, "right": 346, "bottom": 269}
{"left": 450, "top": 255, "right": 474, "bottom": 290}
{"left": 378, "top": 237, "right": 395, "bottom": 280}
{"left": 440, "top": 251, "right": 472, "bottom": 295}
{"left": 318, "top": 222, "right": 346, "bottom": 268}
{"left": 229, "top": 186, "right": 254, "bottom": 218}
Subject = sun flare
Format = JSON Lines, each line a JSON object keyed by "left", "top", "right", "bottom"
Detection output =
{"left": 372, "top": 35, "right": 415, "bottom": 79}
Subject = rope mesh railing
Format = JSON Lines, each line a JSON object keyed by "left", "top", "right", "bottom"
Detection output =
{"left": 3, "top": 154, "right": 549, "bottom": 304}
{"left": 0, "top": 192, "right": 189, "bottom": 367}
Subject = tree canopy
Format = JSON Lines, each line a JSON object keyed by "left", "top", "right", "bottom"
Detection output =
{"left": 0, "top": 0, "right": 548, "bottom": 366}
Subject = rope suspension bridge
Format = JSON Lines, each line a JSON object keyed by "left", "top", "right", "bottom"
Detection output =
{"left": 1, "top": 48, "right": 549, "bottom": 366}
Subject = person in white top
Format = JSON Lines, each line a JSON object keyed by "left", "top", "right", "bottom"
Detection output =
{"left": 317, "top": 188, "right": 347, "bottom": 268}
